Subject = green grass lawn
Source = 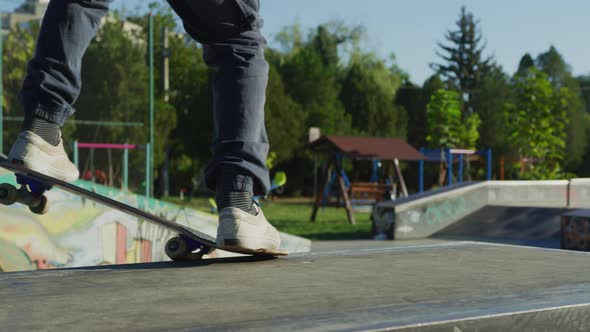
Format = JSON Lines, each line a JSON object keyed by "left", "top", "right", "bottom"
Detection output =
{"left": 165, "top": 197, "right": 373, "bottom": 241}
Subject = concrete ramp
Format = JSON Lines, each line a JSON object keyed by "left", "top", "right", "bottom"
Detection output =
{"left": 1, "top": 241, "right": 590, "bottom": 331}
{"left": 433, "top": 206, "right": 567, "bottom": 248}
{"left": 372, "top": 179, "right": 590, "bottom": 241}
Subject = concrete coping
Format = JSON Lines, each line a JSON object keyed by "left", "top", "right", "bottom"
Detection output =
{"left": 395, "top": 182, "right": 488, "bottom": 213}
{"left": 379, "top": 180, "right": 577, "bottom": 215}
{"left": 570, "top": 178, "right": 590, "bottom": 185}
{"left": 487, "top": 180, "right": 570, "bottom": 186}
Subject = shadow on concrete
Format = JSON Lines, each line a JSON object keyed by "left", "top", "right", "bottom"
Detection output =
{"left": 298, "top": 232, "right": 372, "bottom": 241}
{"left": 432, "top": 206, "right": 569, "bottom": 249}
{"left": 51, "top": 255, "right": 278, "bottom": 272}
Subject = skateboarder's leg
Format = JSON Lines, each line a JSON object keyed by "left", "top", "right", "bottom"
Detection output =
{"left": 168, "top": 0, "right": 270, "bottom": 200}
{"left": 168, "top": 0, "right": 280, "bottom": 251}
{"left": 9, "top": 0, "right": 112, "bottom": 182}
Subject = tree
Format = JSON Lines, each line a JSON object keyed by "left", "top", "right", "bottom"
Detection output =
{"left": 471, "top": 64, "right": 513, "bottom": 155}
{"left": 275, "top": 23, "right": 356, "bottom": 135}
{"left": 426, "top": 89, "right": 480, "bottom": 149}
{"left": 164, "top": 26, "right": 212, "bottom": 191}
{"left": 535, "top": 46, "right": 588, "bottom": 172}
{"left": 517, "top": 53, "right": 535, "bottom": 74}
{"left": 1, "top": 23, "right": 39, "bottom": 152}
{"left": 432, "top": 6, "right": 492, "bottom": 113}
{"left": 74, "top": 13, "right": 177, "bottom": 190}
{"left": 340, "top": 53, "right": 406, "bottom": 137}
{"left": 265, "top": 62, "right": 306, "bottom": 162}
{"left": 504, "top": 68, "right": 567, "bottom": 179}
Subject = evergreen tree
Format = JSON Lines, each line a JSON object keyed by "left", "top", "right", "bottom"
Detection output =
{"left": 517, "top": 53, "right": 535, "bottom": 75}
{"left": 432, "top": 6, "right": 492, "bottom": 114}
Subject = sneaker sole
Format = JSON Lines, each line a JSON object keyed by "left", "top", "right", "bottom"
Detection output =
{"left": 217, "top": 243, "right": 288, "bottom": 257}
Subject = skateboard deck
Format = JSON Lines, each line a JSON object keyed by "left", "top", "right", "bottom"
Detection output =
{"left": 0, "top": 156, "right": 288, "bottom": 260}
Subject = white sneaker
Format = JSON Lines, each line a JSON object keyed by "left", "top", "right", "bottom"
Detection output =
{"left": 7, "top": 131, "right": 80, "bottom": 183}
{"left": 216, "top": 205, "right": 281, "bottom": 252}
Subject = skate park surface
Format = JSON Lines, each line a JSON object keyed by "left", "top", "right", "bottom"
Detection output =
{"left": 2, "top": 180, "right": 590, "bottom": 331}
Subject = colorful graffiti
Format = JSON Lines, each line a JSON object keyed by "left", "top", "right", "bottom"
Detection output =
{"left": 561, "top": 215, "right": 590, "bottom": 251}
{"left": 0, "top": 170, "right": 310, "bottom": 272}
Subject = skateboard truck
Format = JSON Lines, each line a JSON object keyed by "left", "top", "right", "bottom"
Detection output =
{"left": 165, "top": 234, "right": 215, "bottom": 261}
{"left": 0, "top": 174, "right": 50, "bottom": 214}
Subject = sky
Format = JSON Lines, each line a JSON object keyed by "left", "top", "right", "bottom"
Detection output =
{"left": 2, "top": 0, "right": 590, "bottom": 84}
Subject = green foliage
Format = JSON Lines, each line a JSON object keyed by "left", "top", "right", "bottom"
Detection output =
{"left": 7, "top": 6, "right": 590, "bottom": 194}
{"left": 517, "top": 53, "right": 535, "bottom": 74}
{"left": 265, "top": 63, "right": 306, "bottom": 163}
{"left": 535, "top": 46, "right": 588, "bottom": 172}
{"left": 432, "top": 6, "right": 491, "bottom": 112}
{"left": 1, "top": 23, "right": 38, "bottom": 151}
{"left": 471, "top": 65, "right": 513, "bottom": 154}
{"left": 426, "top": 89, "right": 480, "bottom": 149}
{"left": 504, "top": 68, "right": 568, "bottom": 179}
{"left": 73, "top": 15, "right": 153, "bottom": 186}
{"left": 274, "top": 23, "right": 354, "bottom": 135}
{"left": 340, "top": 53, "right": 407, "bottom": 137}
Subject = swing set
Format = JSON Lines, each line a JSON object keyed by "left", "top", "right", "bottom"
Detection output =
{"left": 308, "top": 135, "right": 426, "bottom": 225}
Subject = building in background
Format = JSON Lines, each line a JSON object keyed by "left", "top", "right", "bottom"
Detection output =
{"left": 1, "top": 0, "right": 142, "bottom": 40}
{"left": 1, "top": 0, "right": 49, "bottom": 35}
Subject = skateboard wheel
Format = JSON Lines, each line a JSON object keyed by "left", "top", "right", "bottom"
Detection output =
{"left": 165, "top": 236, "right": 190, "bottom": 261}
{"left": 29, "top": 195, "right": 49, "bottom": 215}
{"left": 0, "top": 184, "right": 17, "bottom": 205}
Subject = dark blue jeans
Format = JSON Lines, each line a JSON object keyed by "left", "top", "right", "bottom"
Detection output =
{"left": 20, "top": 0, "right": 271, "bottom": 195}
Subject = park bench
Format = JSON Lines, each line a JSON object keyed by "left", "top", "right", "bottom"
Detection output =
{"left": 349, "top": 182, "right": 393, "bottom": 206}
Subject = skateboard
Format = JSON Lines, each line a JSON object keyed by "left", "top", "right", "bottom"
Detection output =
{"left": 0, "top": 156, "right": 288, "bottom": 261}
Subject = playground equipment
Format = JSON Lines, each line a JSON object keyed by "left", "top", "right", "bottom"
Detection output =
{"left": 418, "top": 148, "right": 492, "bottom": 192}
{"left": 308, "top": 136, "right": 425, "bottom": 225}
{"left": 73, "top": 142, "right": 150, "bottom": 196}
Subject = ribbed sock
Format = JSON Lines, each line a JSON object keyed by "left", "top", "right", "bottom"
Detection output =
{"left": 22, "top": 115, "right": 60, "bottom": 146}
{"left": 215, "top": 166, "right": 257, "bottom": 216}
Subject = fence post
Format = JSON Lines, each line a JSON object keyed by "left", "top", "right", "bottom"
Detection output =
{"left": 447, "top": 148, "right": 453, "bottom": 186}
{"left": 487, "top": 149, "right": 493, "bottom": 181}
{"left": 123, "top": 148, "right": 129, "bottom": 192}
{"left": 458, "top": 153, "right": 464, "bottom": 183}
{"left": 73, "top": 141, "right": 79, "bottom": 169}
{"left": 419, "top": 148, "right": 424, "bottom": 193}
{"left": 145, "top": 143, "right": 151, "bottom": 198}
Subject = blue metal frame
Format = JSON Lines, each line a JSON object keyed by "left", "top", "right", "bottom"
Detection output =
{"left": 487, "top": 149, "right": 492, "bottom": 181}
{"left": 446, "top": 148, "right": 453, "bottom": 186}
{"left": 370, "top": 159, "right": 380, "bottom": 183}
{"left": 419, "top": 148, "right": 493, "bottom": 192}
{"left": 458, "top": 154, "right": 464, "bottom": 183}
{"left": 419, "top": 148, "right": 425, "bottom": 193}
{"left": 321, "top": 153, "right": 352, "bottom": 206}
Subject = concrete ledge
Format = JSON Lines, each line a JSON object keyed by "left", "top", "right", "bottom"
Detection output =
{"left": 373, "top": 179, "right": 589, "bottom": 240}
{"left": 487, "top": 180, "right": 569, "bottom": 207}
{"left": 1, "top": 242, "right": 590, "bottom": 331}
{"left": 570, "top": 178, "right": 590, "bottom": 208}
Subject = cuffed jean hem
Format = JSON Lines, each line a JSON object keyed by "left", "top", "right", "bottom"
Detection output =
{"left": 26, "top": 103, "right": 75, "bottom": 126}
{"left": 204, "top": 141, "right": 271, "bottom": 196}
